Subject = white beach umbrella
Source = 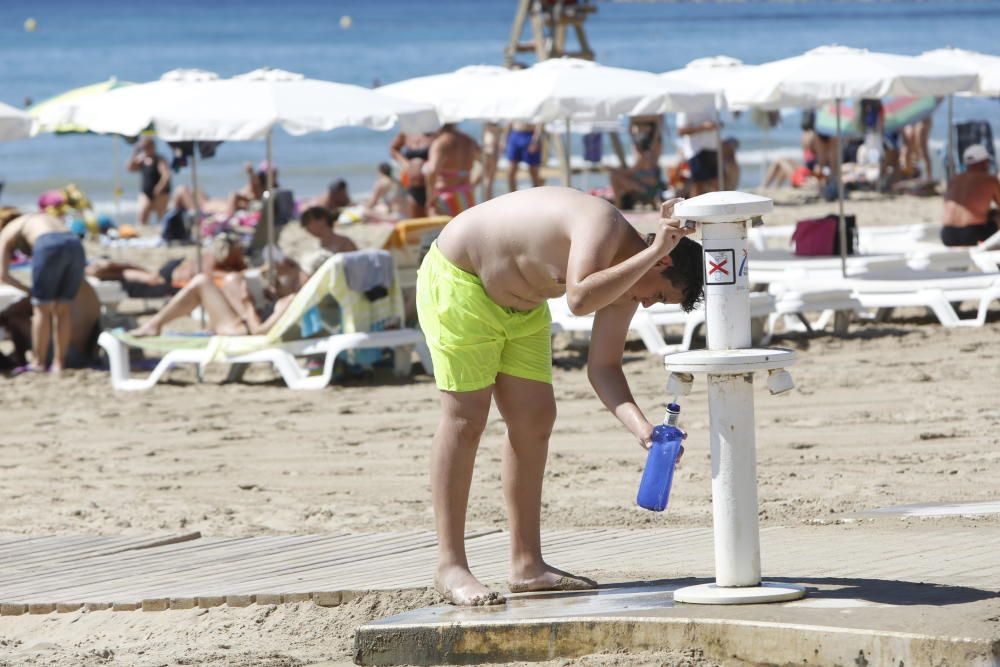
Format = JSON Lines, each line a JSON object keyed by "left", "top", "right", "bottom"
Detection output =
{"left": 661, "top": 56, "right": 756, "bottom": 110}
{"left": 68, "top": 68, "right": 440, "bottom": 285}
{"left": 487, "top": 58, "right": 716, "bottom": 123}
{"left": 919, "top": 48, "right": 1000, "bottom": 178}
{"left": 661, "top": 56, "right": 759, "bottom": 185}
{"left": 727, "top": 46, "right": 978, "bottom": 276}
{"left": 919, "top": 48, "right": 999, "bottom": 96}
{"left": 726, "top": 45, "right": 977, "bottom": 110}
{"left": 0, "top": 102, "right": 31, "bottom": 141}
{"left": 385, "top": 58, "right": 715, "bottom": 124}
{"left": 385, "top": 58, "right": 715, "bottom": 186}
{"left": 378, "top": 65, "right": 513, "bottom": 124}
{"left": 70, "top": 67, "right": 440, "bottom": 140}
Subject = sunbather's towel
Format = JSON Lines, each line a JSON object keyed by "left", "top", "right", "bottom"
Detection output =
{"left": 342, "top": 250, "right": 394, "bottom": 296}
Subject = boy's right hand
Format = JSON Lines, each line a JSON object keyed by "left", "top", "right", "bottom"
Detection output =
{"left": 649, "top": 198, "right": 694, "bottom": 257}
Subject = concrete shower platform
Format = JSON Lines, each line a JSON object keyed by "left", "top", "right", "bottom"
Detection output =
{"left": 355, "top": 580, "right": 1000, "bottom": 666}
{"left": 355, "top": 521, "right": 1000, "bottom": 666}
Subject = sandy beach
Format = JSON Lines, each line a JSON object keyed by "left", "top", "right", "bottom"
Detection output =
{"left": 0, "top": 191, "right": 997, "bottom": 665}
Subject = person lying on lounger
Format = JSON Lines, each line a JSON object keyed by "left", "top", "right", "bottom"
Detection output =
{"left": 127, "top": 250, "right": 315, "bottom": 338}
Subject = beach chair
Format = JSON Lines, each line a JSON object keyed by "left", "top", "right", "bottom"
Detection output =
{"left": 382, "top": 215, "right": 451, "bottom": 289}
{"left": 97, "top": 250, "right": 433, "bottom": 391}
{"left": 748, "top": 249, "right": 910, "bottom": 286}
{"left": 789, "top": 270, "right": 1000, "bottom": 328}
{"left": 766, "top": 286, "right": 864, "bottom": 337}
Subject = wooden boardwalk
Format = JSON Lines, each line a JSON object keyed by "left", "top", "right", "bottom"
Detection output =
{"left": 1, "top": 525, "right": 996, "bottom": 615}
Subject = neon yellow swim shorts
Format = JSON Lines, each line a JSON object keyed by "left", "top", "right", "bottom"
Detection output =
{"left": 416, "top": 243, "right": 552, "bottom": 392}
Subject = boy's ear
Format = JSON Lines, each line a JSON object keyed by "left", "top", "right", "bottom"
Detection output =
{"left": 656, "top": 255, "right": 674, "bottom": 268}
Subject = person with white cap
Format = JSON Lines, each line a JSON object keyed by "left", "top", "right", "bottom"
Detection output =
{"left": 941, "top": 144, "right": 1000, "bottom": 246}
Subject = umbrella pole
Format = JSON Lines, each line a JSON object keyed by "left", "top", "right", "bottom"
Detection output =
{"left": 945, "top": 94, "right": 955, "bottom": 182}
{"left": 715, "top": 109, "right": 724, "bottom": 190}
{"left": 191, "top": 149, "right": 206, "bottom": 329}
{"left": 114, "top": 136, "right": 122, "bottom": 224}
{"left": 266, "top": 130, "right": 277, "bottom": 290}
{"left": 836, "top": 97, "right": 848, "bottom": 278}
{"left": 563, "top": 119, "right": 572, "bottom": 188}
{"left": 761, "top": 126, "right": 770, "bottom": 191}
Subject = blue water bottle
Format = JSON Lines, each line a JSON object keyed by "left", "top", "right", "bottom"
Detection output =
{"left": 636, "top": 403, "right": 684, "bottom": 512}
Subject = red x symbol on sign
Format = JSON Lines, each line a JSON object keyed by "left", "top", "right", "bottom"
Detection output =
{"left": 708, "top": 258, "right": 729, "bottom": 276}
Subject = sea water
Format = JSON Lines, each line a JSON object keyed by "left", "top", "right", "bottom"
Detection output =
{"left": 1, "top": 0, "right": 998, "bottom": 214}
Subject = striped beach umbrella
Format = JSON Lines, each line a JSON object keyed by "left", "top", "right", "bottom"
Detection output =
{"left": 814, "top": 96, "right": 941, "bottom": 138}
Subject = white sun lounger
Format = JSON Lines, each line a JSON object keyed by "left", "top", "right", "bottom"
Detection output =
{"left": 748, "top": 250, "right": 910, "bottom": 285}
{"left": 800, "top": 271, "right": 1000, "bottom": 328}
{"left": 549, "top": 293, "right": 777, "bottom": 355}
{"left": 749, "top": 222, "right": 1000, "bottom": 275}
{"left": 99, "top": 328, "right": 432, "bottom": 391}
{"left": 97, "top": 251, "right": 433, "bottom": 391}
{"left": 765, "top": 286, "right": 864, "bottom": 337}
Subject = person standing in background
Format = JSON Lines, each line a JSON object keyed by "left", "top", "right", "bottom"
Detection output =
{"left": 128, "top": 137, "right": 172, "bottom": 226}
{"left": 675, "top": 109, "right": 720, "bottom": 196}
{"left": 505, "top": 121, "right": 544, "bottom": 193}
{"left": 391, "top": 132, "right": 435, "bottom": 218}
{"left": 426, "top": 124, "right": 481, "bottom": 217}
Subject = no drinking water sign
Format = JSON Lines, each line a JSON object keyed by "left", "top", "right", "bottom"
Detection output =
{"left": 704, "top": 249, "right": 736, "bottom": 286}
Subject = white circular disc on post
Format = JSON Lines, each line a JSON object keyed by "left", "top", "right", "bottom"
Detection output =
{"left": 674, "top": 191, "right": 773, "bottom": 223}
{"left": 673, "top": 582, "right": 806, "bottom": 605}
{"left": 664, "top": 347, "right": 795, "bottom": 375}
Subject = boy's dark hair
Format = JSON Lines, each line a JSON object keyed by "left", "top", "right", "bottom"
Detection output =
{"left": 300, "top": 205, "right": 334, "bottom": 228}
{"left": 377, "top": 162, "right": 392, "bottom": 177}
{"left": 662, "top": 236, "right": 704, "bottom": 312}
{"left": 328, "top": 179, "right": 348, "bottom": 193}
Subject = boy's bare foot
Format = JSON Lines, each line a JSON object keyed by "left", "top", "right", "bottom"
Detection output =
{"left": 128, "top": 322, "right": 161, "bottom": 337}
{"left": 435, "top": 565, "right": 506, "bottom": 606}
{"left": 508, "top": 563, "right": 597, "bottom": 594}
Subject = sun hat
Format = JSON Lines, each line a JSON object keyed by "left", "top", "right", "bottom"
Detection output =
{"left": 963, "top": 144, "right": 990, "bottom": 165}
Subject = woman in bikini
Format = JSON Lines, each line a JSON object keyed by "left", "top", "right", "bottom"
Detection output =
{"left": 391, "top": 131, "right": 436, "bottom": 218}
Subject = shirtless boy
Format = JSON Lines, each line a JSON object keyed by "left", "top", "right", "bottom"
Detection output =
{"left": 416, "top": 186, "right": 703, "bottom": 605}
{"left": 942, "top": 144, "right": 1000, "bottom": 246}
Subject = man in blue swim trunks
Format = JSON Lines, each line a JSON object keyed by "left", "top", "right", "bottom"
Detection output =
{"left": 505, "top": 120, "right": 545, "bottom": 193}
{"left": 0, "top": 211, "right": 86, "bottom": 374}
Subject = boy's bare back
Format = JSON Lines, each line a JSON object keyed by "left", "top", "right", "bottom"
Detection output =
{"left": 436, "top": 187, "right": 642, "bottom": 311}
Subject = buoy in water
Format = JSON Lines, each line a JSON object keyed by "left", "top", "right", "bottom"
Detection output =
{"left": 24, "top": 17, "right": 37, "bottom": 32}
{"left": 339, "top": 15, "right": 352, "bottom": 29}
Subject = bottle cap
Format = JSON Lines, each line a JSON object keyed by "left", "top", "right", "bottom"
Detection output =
{"left": 667, "top": 402, "right": 680, "bottom": 414}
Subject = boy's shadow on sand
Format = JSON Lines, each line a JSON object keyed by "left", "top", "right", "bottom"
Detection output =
{"left": 599, "top": 576, "right": 1000, "bottom": 607}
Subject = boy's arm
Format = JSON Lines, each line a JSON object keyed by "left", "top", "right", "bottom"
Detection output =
{"left": 587, "top": 302, "right": 654, "bottom": 448}
{"left": 564, "top": 199, "right": 692, "bottom": 315}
